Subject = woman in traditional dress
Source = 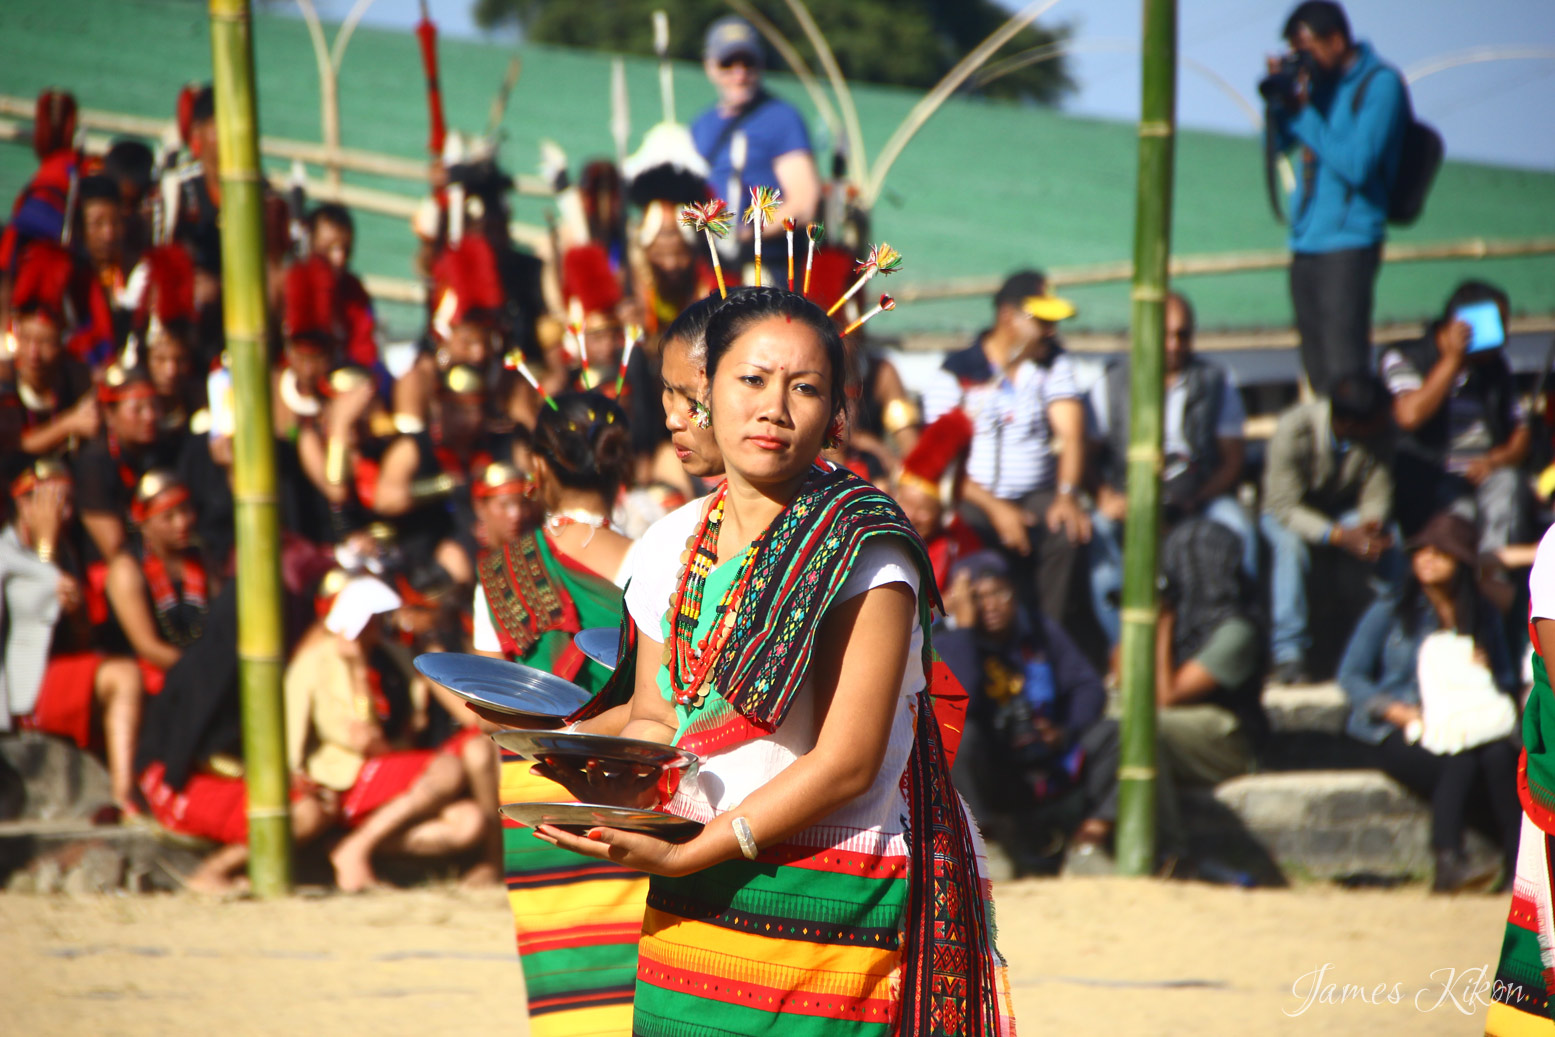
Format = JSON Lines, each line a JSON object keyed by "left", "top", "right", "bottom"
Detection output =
{"left": 539, "top": 286, "right": 1014, "bottom": 1036}
{"left": 1487, "top": 520, "right": 1555, "bottom": 1032}
{"left": 470, "top": 391, "right": 643, "bottom": 1035}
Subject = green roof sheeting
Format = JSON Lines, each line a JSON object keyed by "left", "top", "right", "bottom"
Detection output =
{"left": 3, "top": 0, "right": 1552, "bottom": 337}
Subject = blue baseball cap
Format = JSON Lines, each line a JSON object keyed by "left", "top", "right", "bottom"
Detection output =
{"left": 705, "top": 16, "right": 763, "bottom": 65}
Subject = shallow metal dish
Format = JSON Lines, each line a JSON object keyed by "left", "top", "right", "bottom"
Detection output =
{"left": 413, "top": 653, "right": 591, "bottom": 723}
{"left": 573, "top": 627, "right": 621, "bottom": 671}
{"left": 492, "top": 730, "right": 699, "bottom": 808}
{"left": 490, "top": 730, "right": 699, "bottom": 774}
{"left": 499, "top": 802, "right": 704, "bottom": 842}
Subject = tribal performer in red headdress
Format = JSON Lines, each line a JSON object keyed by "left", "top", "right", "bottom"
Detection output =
{"left": 103, "top": 471, "right": 212, "bottom": 697}
{"left": 893, "top": 408, "right": 981, "bottom": 595}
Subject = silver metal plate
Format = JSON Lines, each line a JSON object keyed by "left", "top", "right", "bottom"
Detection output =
{"left": 573, "top": 627, "right": 621, "bottom": 671}
{"left": 413, "top": 653, "right": 592, "bottom": 721}
{"left": 499, "top": 802, "right": 704, "bottom": 842}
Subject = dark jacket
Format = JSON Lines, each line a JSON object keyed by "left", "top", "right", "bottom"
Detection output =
{"left": 1391, "top": 324, "right": 1517, "bottom": 464}
{"left": 1101, "top": 357, "right": 1228, "bottom": 495}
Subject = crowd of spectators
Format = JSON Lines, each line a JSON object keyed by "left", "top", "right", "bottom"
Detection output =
{"left": 0, "top": 7, "right": 1541, "bottom": 894}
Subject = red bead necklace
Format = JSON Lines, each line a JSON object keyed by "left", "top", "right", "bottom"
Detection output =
{"left": 665, "top": 484, "right": 759, "bottom": 709}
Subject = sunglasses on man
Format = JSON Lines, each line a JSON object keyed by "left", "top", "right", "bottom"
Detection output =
{"left": 718, "top": 53, "right": 757, "bottom": 70}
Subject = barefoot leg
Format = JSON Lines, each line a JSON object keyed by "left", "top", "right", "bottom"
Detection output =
{"left": 94, "top": 659, "right": 144, "bottom": 808}
{"left": 458, "top": 735, "right": 502, "bottom": 884}
{"left": 330, "top": 754, "right": 462, "bottom": 892}
{"left": 387, "top": 799, "right": 487, "bottom": 858}
{"left": 188, "top": 842, "right": 250, "bottom": 894}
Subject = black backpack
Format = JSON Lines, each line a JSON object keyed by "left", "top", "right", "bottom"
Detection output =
{"left": 1354, "top": 66, "right": 1443, "bottom": 226}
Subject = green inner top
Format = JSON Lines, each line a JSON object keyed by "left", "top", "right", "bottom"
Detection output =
{"left": 656, "top": 554, "right": 745, "bottom": 744}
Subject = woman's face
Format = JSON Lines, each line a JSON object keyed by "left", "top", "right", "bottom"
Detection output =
{"left": 661, "top": 336, "right": 721, "bottom": 478}
{"left": 1411, "top": 543, "right": 1459, "bottom": 588}
{"left": 707, "top": 317, "right": 832, "bottom": 486}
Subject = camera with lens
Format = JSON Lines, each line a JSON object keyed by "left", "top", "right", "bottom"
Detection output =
{"left": 1259, "top": 51, "right": 1313, "bottom": 106}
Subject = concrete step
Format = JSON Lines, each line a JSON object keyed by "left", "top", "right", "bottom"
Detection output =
{"left": 1261, "top": 681, "right": 1349, "bottom": 735}
{"left": 1182, "top": 768, "right": 1499, "bottom": 882}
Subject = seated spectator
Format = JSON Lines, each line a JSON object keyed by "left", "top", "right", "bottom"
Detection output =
{"left": 1382, "top": 280, "right": 1529, "bottom": 552}
{"left": 375, "top": 365, "right": 495, "bottom": 586}
{"left": 1337, "top": 511, "right": 1520, "bottom": 892}
{"left": 126, "top": 245, "right": 203, "bottom": 434}
{"left": 0, "top": 294, "right": 96, "bottom": 468}
{"left": 305, "top": 204, "right": 379, "bottom": 370}
{"left": 1076, "top": 518, "right": 1270, "bottom": 870}
{"left": 395, "top": 234, "right": 504, "bottom": 433}
{"left": 921, "top": 270, "right": 1095, "bottom": 655}
{"left": 1089, "top": 291, "right": 1252, "bottom": 644}
{"left": 74, "top": 173, "right": 133, "bottom": 365}
{"left": 892, "top": 408, "right": 981, "bottom": 595}
{"left": 74, "top": 364, "right": 183, "bottom": 562}
{"left": 104, "top": 471, "right": 212, "bottom": 695}
{"left": 936, "top": 551, "right": 1108, "bottom": 875}
{"left": 135, "top": 580, "right": 335, "bottom": 893}
{"left": 1260, "top": 373, "right": 1398, "bottom": 683}
{"left": 296, "top": 365, "right": 390, "bottom": 542}
{"left": 285, "top": 576, "right": 488, "bottom": 892}
{"left": 0, "top": 462, "right": 144, "bottom": 811}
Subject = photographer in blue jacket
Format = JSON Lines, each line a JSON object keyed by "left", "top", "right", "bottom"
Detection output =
{"left": 1263, "top": 1, "right": 1409, "bottom": 394}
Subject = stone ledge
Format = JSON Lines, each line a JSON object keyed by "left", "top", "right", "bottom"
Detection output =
{"left": 1261, "top": 681, "right": 1349, "bottom": 735}
{"left": 1184, "top": 769, "right": 1497, "bottom": 880}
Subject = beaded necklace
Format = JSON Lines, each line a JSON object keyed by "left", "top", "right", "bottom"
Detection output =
{"left": 664, "top": 483, "right": 758, "bottom": 709}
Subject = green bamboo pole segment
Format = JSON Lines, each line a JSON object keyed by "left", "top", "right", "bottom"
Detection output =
{"left": 209, "top": 0, "right": 293, "bottom": 897}
{"left": 1114, "top": 0, "right": 1178, "bottom": 878}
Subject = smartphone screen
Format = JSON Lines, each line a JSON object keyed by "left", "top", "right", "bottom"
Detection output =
{"left": 1455, "top": 300, "right": 1506, "bottom": 352}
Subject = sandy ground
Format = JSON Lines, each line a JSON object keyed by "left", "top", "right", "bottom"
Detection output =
{"left": 0, "top": 876, "right": 1510, "bottom": 1036}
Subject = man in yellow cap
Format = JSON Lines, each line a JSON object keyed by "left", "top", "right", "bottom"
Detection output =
{"left": 921, "top": 269, "right": 1098, "bottom": 660}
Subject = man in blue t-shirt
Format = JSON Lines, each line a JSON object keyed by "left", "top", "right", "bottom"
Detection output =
{"left": 691, "top": 15, "right": 819, "bottom": 257}
{"left": 1266, "top": 1, "right": 1408, "bottom": 394}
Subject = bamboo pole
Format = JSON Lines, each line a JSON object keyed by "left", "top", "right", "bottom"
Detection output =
{"left": 1115, "top": 0, "right": 1177, "bottom": 878}
{"left": 209, "top": 0, "right": 292, "bottom": 897}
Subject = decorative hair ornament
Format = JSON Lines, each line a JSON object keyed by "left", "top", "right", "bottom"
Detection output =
{"left": 689, "top": 398, "right": 712, "bottom": 430}
{"left": 828, "top": 242, "right": 902, "bottom": 318}
{"left": 132, "top": 468, "right": 189, "bottom": 523}
{"left": 504, "top": 350, "right": 560, "bottom": 411}
{"left": 566, "top": 297, "right": 587, "bottom": 385}
{"left": 616, "top": 323, "right": 644, "bottom": 396}
{"left": 743, "top": 185, "right": 781, "bottom": 286}
{"left": 841, "top": 294, "right": 896, "bottom": 337}
{"left": 783, "top": 217, "right": 797, "bottom": 291}
{"left": 679, "top": 199, "right": 733, "bottom": 299}
{"left": 803, "top": 222, "right": 824, "bottom": 297}
{"left": 10, "top": 458, "right": 72, "bottom": 498}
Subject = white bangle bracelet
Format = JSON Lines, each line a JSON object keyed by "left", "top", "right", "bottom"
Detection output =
{"left": 731, "top": 816, "right": 759, "bottom": 861}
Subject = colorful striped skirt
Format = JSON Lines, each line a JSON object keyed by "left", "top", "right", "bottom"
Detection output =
{"left": 632, "top": 835, "right": 909, "bottom": 1037}
{"left": 500, "top": 749, "right": 648, "bottom": 1036}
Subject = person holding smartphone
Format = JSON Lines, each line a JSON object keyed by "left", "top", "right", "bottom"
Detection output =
{"left": 1380, "top": 280, "right": 1528, "bottom": 552}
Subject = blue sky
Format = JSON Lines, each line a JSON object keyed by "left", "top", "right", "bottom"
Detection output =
{"left": 292, "top": 0, "right": 1555, "bottom": 170}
